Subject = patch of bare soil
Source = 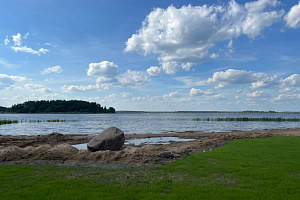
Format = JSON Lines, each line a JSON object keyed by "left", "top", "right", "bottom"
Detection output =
{"left": 1, "top": 129, "right": 300, "bottom": 167}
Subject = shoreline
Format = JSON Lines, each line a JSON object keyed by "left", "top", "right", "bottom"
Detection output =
{"left": 1, "top": 128, "right": 300, "bottom": 167}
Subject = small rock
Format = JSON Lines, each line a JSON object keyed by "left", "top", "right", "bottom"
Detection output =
{"left": 87, "top": 127, "right": 125, "bottom": 152}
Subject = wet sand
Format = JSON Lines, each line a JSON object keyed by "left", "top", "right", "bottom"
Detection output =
{"left": 1, "top": 128, "right": 300, "bottom": 168}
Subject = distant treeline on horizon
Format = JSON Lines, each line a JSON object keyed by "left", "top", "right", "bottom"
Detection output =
{"left": 0, "top": 100, "right": 115, "bottom": 114}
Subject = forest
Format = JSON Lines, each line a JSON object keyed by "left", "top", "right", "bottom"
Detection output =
{"left": 0, "top": 100, "right": 115, "bottom": 114}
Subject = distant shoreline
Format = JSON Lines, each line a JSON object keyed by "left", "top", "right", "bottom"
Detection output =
{"left": 2, "top": 110, "right": 300, "bottom": 114}
{"left": 116, "top": 111, "right": 300, "bottom": 114}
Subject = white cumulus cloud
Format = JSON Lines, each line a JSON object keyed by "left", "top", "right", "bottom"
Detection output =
{"left": 42, "top": 65, "right": 63, "bottom": 74}
{"left": 284, "top": 1, "right": 300, "bottom": 28}
{"left": 283, "top": 74, "right": 300, "bottom": 87}
{"left": 12, "top": 33, "right": 22, "bottom": 46}
{"left": 207, "top": 69, "right": 279, "bottom": 89}
{"left": 190, "top": 88, "right": 214, "bottom": 96}
{"left": 247, "top": 91, "right": 265, "bottom": 98}
{"left": 250, "top": 75, "right": 279, "bottom": 89}
{"left": 125, "top": 0, "right": 284, "bottom": 74}
{"left": 147, "top": 66, "right": 162, "bottom": 76}
{"left": 163, "top": 92, "right": 181, "bottom": 98}
{"left": 64, "top": 61, "right": 150, "bottom": 93}
{"left": 87, "top": 61, "right": 119, "bottom": 83}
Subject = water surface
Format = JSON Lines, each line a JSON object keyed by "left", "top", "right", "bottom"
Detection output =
{"left": 1, "top": 113, "right": 300, "bottom": 136}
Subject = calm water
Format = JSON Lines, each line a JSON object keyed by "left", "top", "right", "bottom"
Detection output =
{"left": 1, "top": 113, "right": 300, "bottom": 136}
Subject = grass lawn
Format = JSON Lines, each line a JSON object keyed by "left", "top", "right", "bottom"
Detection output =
{"left": 0, "top": 136, "right": 299, "bottom": 199}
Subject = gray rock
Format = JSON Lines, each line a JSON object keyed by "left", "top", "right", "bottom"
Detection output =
{"left": 87, "top": 127, "right": 125, "bottom": 152}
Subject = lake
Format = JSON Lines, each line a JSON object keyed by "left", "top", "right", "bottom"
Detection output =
{"left": 1, "top": 112, "right": 300, "bottom": 136}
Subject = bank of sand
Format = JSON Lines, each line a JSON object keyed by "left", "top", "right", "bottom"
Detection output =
{"left": 1, "top": 128, "right": 300, "bottom": 167}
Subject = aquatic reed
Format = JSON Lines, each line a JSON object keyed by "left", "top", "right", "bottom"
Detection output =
{"left": 0, "top": 120, "right": 19, "bottom": 126}
{"left": 0, "top": 119, "right": 76, "bottom": 125}
{"left": 192, "top": 117, "right": 300, "bottom": 122}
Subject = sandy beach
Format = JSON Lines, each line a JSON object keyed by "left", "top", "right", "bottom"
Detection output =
{"left": 1, "top": 128, "right": 300, "bottom": 167}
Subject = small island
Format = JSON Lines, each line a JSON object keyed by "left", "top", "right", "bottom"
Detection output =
{"left": 0, "top": 100, "right": 115, "bottom": 114}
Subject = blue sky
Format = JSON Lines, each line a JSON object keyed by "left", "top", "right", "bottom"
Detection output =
{"left": 1, "top": 0, "right": 300, "bottom": 111}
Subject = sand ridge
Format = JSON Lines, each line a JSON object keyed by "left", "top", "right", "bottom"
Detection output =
{"left": 1, "top": 128, "right": 300, "bottom": 166}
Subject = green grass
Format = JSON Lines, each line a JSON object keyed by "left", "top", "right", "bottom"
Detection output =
{"left": 0, "top": 136, "right": 299, "bottom": 199}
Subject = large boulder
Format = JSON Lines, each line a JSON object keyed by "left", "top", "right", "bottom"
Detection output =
{"left": 87, "top": 127, "right": 125, "bottom": 152}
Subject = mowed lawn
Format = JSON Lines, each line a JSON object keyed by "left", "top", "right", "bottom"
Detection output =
{"left": 0, "top": 136, "right": 299, "bottom": 200}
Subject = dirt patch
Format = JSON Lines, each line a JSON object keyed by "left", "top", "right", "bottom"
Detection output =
{"left": 1, "top": 128, "right": 300, "bottom": 166}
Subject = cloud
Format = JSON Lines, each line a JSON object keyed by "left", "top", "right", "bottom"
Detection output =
{"left": 234, "top": 88, "right": 242, "bottom": 93}
{"left": 118, "top": 70, "right": 150, "bottom": 86}
{"left": 206, "top": 69, "right": 279, "bottom": 89}
{"left": 284, "top": 1, "right": 300, "bottom": 28}
{"left": 250, "top": 75, "right": 279, "bottom": 89}
{"left": 271, "top": 94, "right": 300, "bottom": 101}
{"left": 283, "top": 74, "right": 300, "bottom": 87}
{"left": 104, "top": 94, "right": 117, "bottom": 102}
{"left": 0, "top": 74, "right": 26, "bottom": 89}
{"left": 87, "top": 61, "right": 119, "bottom": 83}
{"left": 23, "top": 32, "right": 29, "bottom": 39}
{"left": 279, "top": 87, "right": 292, "bottom": 93}
{"left": 61, "top": 84, "right": 102, "bottom": 93}
{"left": 6, "top": 33, "right": 49, "bottom": 56}
{"left": 125, "top": 0, "right": 284, "bottom": 74}
{"left": 207, "top": 94, "right": 227, "bottom": 100}
{"left": 64, "top": 61, "right": 150, "bottom": 93}
{"left": 24, "top": 84, "right": 52, "bottom": 93}
{"left": 4, "top": 36, "right": 10, "bottom": 45}
{"left": 10, "top": 46, "right": 49, "bottom": 55}
{"left": 247, "top": 91, "right": 265, "bottom": 98}
{"left": 121, "top": 92, "right": 131, "bottom": 98}
{"left": 132, "top": 97, "right": 147, "bottom": 101}
{"left": 163, "top": 92, "right": 181, "bottom": 98}
{"left": 189, "top": 88, "right": 214, "bottom": 96}
{"left": 147, "top": 66, "right": 162, "bottom": 76}
{"left": 210, "top": 53, "right": 219, "bottom": 59}
{"left": 207, "top": 69, "right": 257, "bottom": 88}
{"left": 161, "top": 62, "right": 193, "bottom": 74}
{"left": 42, "top": 65, "right": 63, "bottom": 74}
{"left": 179, "top": 98, "right": 192, "bottom": 102}
{"left": 12, "top": 33, "right": 22, "bottom": 46}
{"left": 242, "top": 0, "right": 283, "bottom": 38}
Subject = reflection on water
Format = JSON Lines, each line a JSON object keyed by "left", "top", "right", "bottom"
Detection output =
{"left": 72, "top": 137, "right": 196, "bottom": 150}
{"left": 72, "top": 143, "right": 88, "bottom": 150}
{"left": 0, "top": 113, "right": 300, "bottom": 136}
{"left": 125, "top": 137, "right": 195, "bottom": 146}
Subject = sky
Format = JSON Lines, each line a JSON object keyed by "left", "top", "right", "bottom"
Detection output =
{"left": 1, "top": 0, "right": 300, "bottom": 111}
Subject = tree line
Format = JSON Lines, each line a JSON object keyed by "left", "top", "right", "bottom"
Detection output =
{"left": 0, "top": 100, "right": 115, "bottom": 113}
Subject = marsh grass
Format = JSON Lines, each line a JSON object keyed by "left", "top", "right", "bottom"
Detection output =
{"left": 0, "top": 136, "right": 299, "bottom": 199}
{"left": 0, "top": 120, "right": 18, "bottom": 125}
{"left": 193, "top": 117, "right": 300, "bottom": 122}
{"left": 0, "top": 119, "right": 76, "bottom": 125}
